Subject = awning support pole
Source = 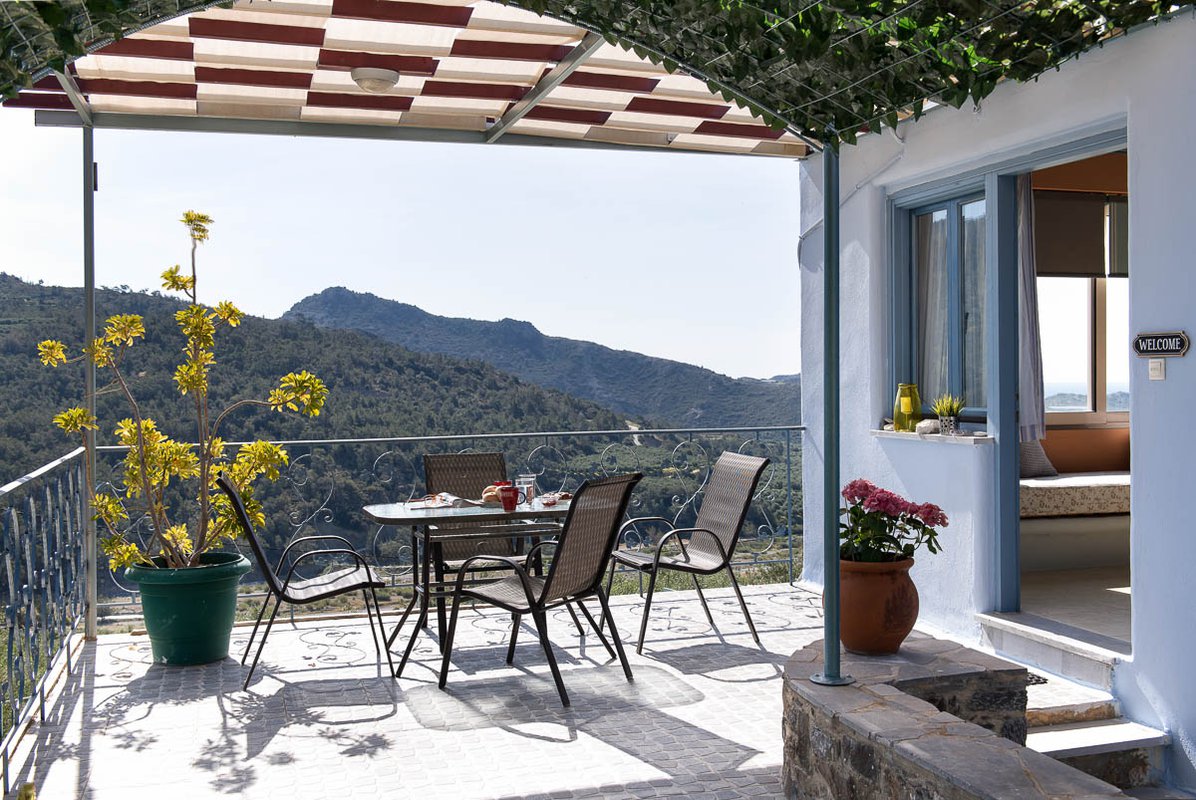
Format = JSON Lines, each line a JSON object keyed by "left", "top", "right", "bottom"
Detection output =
{"left": 83, "top": 125, "right": 98, "bottom": 640}
{"left": 811, "top": 138, "right": 853, "bottom": 687}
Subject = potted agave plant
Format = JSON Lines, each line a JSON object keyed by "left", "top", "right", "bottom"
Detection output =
{"left": 930, "top": 393, "right": 965, "bottom": 436}
{"left": 39, "top": 211, "right": 328, "bottom": 665}
{"left": 837, "top": 479, "right": 948, "bottom": 654}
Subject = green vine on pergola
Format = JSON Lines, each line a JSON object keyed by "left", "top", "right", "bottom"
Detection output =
{"left": 0, "top": 0, "right": 1186, "bottom": 145}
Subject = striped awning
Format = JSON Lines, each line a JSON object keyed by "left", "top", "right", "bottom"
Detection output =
{"left": 4, "top": 0, "right": 810, "bottom": 158}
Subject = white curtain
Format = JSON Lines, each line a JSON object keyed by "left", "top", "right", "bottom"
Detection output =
{"left": 917, "top": 212, "right": 949, "bottom": 402}
{"left": 1018, "top": 174, "right": 1047, "bottom": 441}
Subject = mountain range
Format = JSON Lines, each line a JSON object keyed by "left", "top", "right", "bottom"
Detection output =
{"left": 284, "top": 287, "right": 800, "bottom": 428}
{"left": 0, "top": 275, "right": 626, "bottom": 478}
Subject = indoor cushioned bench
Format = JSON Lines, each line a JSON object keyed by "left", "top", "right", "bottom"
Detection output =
{"left": 1019, "top": 471, "right": 1130, "bottom": 572}
{"left": 1019, "top": 471, "right": 1131, "bottom": 518}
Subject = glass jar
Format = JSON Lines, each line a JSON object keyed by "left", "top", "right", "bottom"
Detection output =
{"left": 893, "top": 383, "right": 922, "bottom": 432}
{"left": 516, "top": 474, "right": 538, "bottom": 504}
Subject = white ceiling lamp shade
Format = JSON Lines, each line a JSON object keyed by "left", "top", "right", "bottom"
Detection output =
{"left": 350, "top": 67, "right": 401, "bottom": 94}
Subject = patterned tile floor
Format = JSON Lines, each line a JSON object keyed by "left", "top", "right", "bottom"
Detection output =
{"left": 8, "top": 584, "right": 827, "bottom": 799}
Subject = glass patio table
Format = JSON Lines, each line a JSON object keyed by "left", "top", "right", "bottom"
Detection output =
{"left": 362, "top": 498, "right": 571, "bottom": 676}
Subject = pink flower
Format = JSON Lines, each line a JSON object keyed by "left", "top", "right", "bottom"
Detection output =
{"left": 841, "top": 478, "right": 879, "bottom": 504}
{"left": 913, "top": 502, "right": 948, "bottom": 528}
{"left": 862, "top": 488, "right": 913, "bottom": 517}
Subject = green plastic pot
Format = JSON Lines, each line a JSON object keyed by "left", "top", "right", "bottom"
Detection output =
{"left": 125, "top": 551, "right": 252, "bottom": 665}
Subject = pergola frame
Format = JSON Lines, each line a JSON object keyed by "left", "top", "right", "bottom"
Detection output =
{"left": 2, "top": 0, "right": 1183, "bottom": 685}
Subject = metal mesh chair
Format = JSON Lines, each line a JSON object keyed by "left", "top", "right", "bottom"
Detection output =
{"left": 606, "top": 451, "right": 769, "bottom": 653}
{"left": 421, "top": 451, "right": 579, "bottom": 646}
{"left": 423, "top": 452, "right": 558, "bottom": 569}
{"left": 215, "top": 473, "right": 394, "bottom": 689}
{"left": 437, "top": 472, "right": 643, "bottom": 707}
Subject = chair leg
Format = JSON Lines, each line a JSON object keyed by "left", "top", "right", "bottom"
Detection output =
{"left": 597, "top": 588, "right": 633, "bottom": 682}
{"left": 369, "top": 586, "right": 396, "bottom": 677}
{"left": 599, "top": 558, "right": 617, "bottom": 630}
{"left": 434, "top": 559, "right": 448, "bottom": 646}
{"left": 414, "top": 532, "right": 428, "bottom": 633}
{"left": 691, "top": 573, "right": 716, "bottom": 628}
{"left": 636, "top": 570, "right": 658, "bottom": 655}
{"left": 725, "top": 564, "right": 760, "bottom": 645}
{"left": 244, "top": 594, "right": 282, "bottom": 690}
{"left": 575, "top": 599, "right": 616, "bottom": 660}
{"left": 397, "top": 605, "right": 428, "bottom": 678}
{"left": 531, "top": 609, "right": 569, "bottom": 707}
{"left": 438, "top": 591, "right": 464, "bottom": 690}
{"left": 506, "top": 613, "right": 521, "bottom": 665}
{"left": 242, "top": 592, "right": 274, "bottom": 665}
{"left": 362, "top": 589, "right": 381, "bottom": 656}
{"left": 386, "top": 591, "right": 419, "bottom": 650}
{"left": 565, "top": 602, "right": 586, "bottom": 637}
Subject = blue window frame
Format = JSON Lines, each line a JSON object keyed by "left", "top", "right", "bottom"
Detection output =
{"left": 893, "top": 192, "right": 988, "bottom": 419}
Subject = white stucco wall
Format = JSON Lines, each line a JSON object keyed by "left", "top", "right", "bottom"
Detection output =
{"left": 799, "top": 14, "right": 1196, "bottom": 789}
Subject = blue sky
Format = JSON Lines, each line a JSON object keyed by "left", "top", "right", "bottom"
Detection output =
{"left": 0, "top": 109, "right": 802, "bottom": 379}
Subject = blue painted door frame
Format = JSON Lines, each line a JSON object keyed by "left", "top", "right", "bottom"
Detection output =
{"left": 986, "top": 174, "right": 1021, "bottom": 612}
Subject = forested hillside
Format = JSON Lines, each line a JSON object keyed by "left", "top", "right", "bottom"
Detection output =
{"left": 0, "top": 274, "right": 627, "bottom": 479}
{"left": 1, "top": 275, "right": 800, "bottom": 601}
{"left": 286, "top": 287, "right": 801, "bottom": 428}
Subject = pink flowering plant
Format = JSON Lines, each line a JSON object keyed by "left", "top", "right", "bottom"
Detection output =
{"left": 839, "top": 479, "right": 948, "bottom": 562}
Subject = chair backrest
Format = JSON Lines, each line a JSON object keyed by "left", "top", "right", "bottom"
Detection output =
{"left": 215, "top": 472, "right": 284, "bottom": 597}
{"left": 423, "top": 452, "right": 513, "bottom": 560}
{"left": 688, "top": 452, "right": 770, "bottom": 566}
{"left": 541, "top": 472, "right": 642, "bottom": 603}
{"left": 424, "top": 451, "right": 507, "bottom": 499}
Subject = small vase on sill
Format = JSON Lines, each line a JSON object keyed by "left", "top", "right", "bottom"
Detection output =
{"left": 938, "top": 415, "right": 959, "bottom": 436}
{"left": 893, "top": 383, "right": 921, "bottom": 432}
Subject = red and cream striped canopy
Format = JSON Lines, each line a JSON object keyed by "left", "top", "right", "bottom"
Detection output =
{"left": 5, "top": 0, "right": 810, "bottom": 158}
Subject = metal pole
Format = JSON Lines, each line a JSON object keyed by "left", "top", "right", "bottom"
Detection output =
{"left": 82, "top": 125, "right": 98, "bottom": 640}
{"left": 785, "top": 428, "right": 794, "bottom": 584}
{"left": 811, "top": 139, "right": 852, "bottom": 686}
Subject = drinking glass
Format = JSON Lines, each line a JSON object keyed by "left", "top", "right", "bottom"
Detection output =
{"left": 516, "top": 474, "right": 537, "bottom": 504}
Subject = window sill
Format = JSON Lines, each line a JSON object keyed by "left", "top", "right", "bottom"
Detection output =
{"left": 871, "top": 429, "right": 993, "bottom": 446}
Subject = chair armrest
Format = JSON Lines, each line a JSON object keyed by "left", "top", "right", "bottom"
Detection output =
{"left": 525, "top": 539, "right": 559, "bottom": 563}
{"left": 653, "top": 527, "right": 727, "bottom": 566}
{"left": 618, "top": 516, "right": 675, "bottom": 535}
{"left": 277, "top": 534, "right": 356, "bottom": 573}
{"left": 281, "top": 548, "right": 373, "bottom": 591}
{"left": 451, "top": 555, "right": 539, "bottom": 608}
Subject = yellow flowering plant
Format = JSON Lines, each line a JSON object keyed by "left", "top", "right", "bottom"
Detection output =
{"left": 40, "top": 211, "right": 328, "bottom": 569}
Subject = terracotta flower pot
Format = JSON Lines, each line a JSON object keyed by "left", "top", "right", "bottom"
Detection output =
{"left": 838, "top": 558, "right": 918, "bottom": 655}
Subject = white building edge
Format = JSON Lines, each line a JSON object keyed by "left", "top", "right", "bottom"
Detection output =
{"left": 799, "top": 12, "right": 1196, "bottom": 791}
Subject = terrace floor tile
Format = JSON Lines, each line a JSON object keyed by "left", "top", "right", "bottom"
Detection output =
{"left": 8, "top": 584, "right": 827, "bottom": 799}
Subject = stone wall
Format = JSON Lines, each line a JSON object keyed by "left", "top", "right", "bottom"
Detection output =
{"left": 782, "top": 635, "right": 1127, "bottom": 799}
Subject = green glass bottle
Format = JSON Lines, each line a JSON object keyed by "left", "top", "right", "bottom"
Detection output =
{"left": 893, "top": 383, "right": 922, "bottom": 432}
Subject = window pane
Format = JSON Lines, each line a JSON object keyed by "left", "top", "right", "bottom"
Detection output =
{"left": 961, "top": 199, "right": 987, "bottom": 407}
{"left": 1106, "top": 279, "right": 1130, "bottom": 411}
{"left": 1039, "top": 277, "right": 1093, "bottom": 412}
{"left": 916, "top": 210, "right": 949, "bottom": 403}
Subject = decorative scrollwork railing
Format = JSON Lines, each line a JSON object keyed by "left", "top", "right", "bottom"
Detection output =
{"left": 89, "top": 425, "right": 802, "bottom": 614}
{"left": 0, "top": 447, "right": 86, "bottom": 788}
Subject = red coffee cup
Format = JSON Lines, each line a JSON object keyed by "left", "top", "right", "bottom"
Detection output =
{"left": 498, "top": 484, "right": 525, "bottom": 512}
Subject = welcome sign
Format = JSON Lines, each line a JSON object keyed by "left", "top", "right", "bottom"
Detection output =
{"left": 1133, "top": 332, "right": 1189, "bottom": 357}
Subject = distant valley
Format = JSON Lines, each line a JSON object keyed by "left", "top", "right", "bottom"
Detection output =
{"left": 285, "top": 287, "right": 801, "bottom": 429}
{"left": 1045, "top": 391, "right": 1130, "bottom": 413}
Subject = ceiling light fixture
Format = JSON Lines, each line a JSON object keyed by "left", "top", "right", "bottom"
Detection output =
{"left": 350, "top": 67, "right": 400, "bottom": 94}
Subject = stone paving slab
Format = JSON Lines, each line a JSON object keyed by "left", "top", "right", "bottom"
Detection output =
{"left": 7, "top": 584, "right": 823, "bottom": 800}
